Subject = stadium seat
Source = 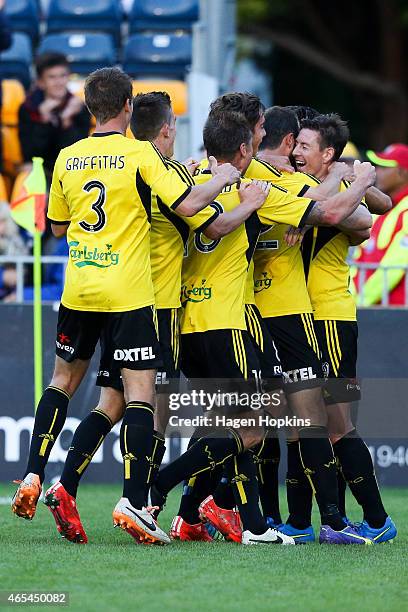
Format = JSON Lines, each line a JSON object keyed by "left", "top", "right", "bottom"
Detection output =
{"left": 0, "top": 33, "right": 32, "bottom": 90}
{"left": 4, "top": 0, "right": 40, "bottom": 43}
{"left": 123, "top": 33, "right": 192, "bottom": 80}
{"left": 132, "top": 80, "right": 188, "bottom": 116}
{"left": 47, "top": 0, "right": 122, "bottom": 46}
{"left": 1, "top": 80, "right": 25, "bottom": 178}
{"left": 38, "top": 33, "right": 115, "bottom": 75}
{"left": 129, "top": 0, "right": 199, "bottom": 33}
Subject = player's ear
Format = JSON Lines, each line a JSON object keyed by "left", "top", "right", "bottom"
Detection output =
{"left": 322, "top": 146, "right": 335, "bottom": 164}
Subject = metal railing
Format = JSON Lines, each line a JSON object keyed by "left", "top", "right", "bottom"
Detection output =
{"left": 350, "top": 262, "right": 408, "bottom": 307}
{"left": 0, "top": 256, "right": 67, "bottom": 303}
{"left": 1, "top": 256, "right": 408, "bottom": 307}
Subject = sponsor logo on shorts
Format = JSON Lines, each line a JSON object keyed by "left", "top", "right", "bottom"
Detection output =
{"left": 181, "top": 279, "right": 212, "bottom": 305}
{"left": 156, "top": 372, "right": 169, "bottom": 385}
{"left": 322, "top": 361, "right": 330, "bottom": 378}
{"left": 69, "top": 241, "right": 120, "bottom": 268}
{"left": 282, "top": 367, "right": 317, "bottom": 383}
{"left": 113, "top": 347, "right": 156, "bottom": 362}
{"left": 254, "top": 272, "right": 272, "bottom": 293}
{"left": 56, "top": 332, "right": 74, "bottom": 354}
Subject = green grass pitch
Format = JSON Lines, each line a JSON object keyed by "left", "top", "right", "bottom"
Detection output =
{"left": 0, "top": 484, "right": 406, "bottom": 611}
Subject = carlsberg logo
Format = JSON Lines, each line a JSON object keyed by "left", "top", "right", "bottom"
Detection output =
{"left": 69, "top": 241, "right": 120, "bottom": 268}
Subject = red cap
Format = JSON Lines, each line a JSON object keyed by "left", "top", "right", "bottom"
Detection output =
{"left": 366, "top": 144, "right": 408, "bottom": 171}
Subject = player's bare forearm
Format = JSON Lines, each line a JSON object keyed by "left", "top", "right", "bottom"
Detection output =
{"left": 304, "top": 162, "right": 349, "bottom": 201}
{"left": 337, "top": 204, "right": 372, "bottom": 233}
{"left": 51, "top": 223, "right": 69, "bottom": 238}
{"left": 204, "top": 181, "right": 270, "bottom": 239}
{"left": 306, "top": 162, "right": 375, "bottom": 226}
{"left": 347, "top": 228, "right": 371, "bottom": 246}
{"left": 365, "top": 186, "right": 392, "bottom": 215}
{"left": 177, "top": 161, "right": 241, "bottom": 216}
{"left": 204, "top": 204, "right": 254, "bottom": 239}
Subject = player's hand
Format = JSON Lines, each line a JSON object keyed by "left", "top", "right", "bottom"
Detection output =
{"left": 238, "top": 180, "right": 270, "bottom": 210}
{"left": 284, "top": 225, "right": 308, "bottom": 246}
{"left": 353, "top": 160, "right": 376, "bottom": 187}
{"left": 258, "top": 153, "right": 295, "bottom": 173}
{"left": 328, "top": 161, "right": 350, "bottom": 180}
{"left": 183, "top": 157, "right": 200, "bottom": 176}
{"left": 208, "top": 156, "right": 241, "bottom": 186}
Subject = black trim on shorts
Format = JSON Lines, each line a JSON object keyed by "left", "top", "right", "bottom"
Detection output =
{"left": 170, "top": 185, "right": 192, "bottom": 210}
{"left": 299, "top": 201, "right": 316, "bottom": 228}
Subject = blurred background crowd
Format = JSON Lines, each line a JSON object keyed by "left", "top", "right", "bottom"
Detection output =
{"left": 0, "top": 0, "right": 407, "bottom": 306}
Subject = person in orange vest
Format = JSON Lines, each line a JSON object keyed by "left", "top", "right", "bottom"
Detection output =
{"left": 354, "top": 144, "right": 408, "bottom": 305}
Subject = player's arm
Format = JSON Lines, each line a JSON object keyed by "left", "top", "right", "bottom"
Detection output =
{"left": 204, "top": 181, "right": 270, "bottom": 240}
{"left": 302, "top": 162, "right": 350, "bottom": 200}
{"left": 47, "top": 158, "right": 70, "bottom": 237}
{"left": 364, "top": 186, "right": 392, "bottom": 215}
{"left": 143, "top": 144, "right": 240, "bottom": 217}
{"left": 305, "top": 161, "right": 376, "bottom": 226}
{"left": 357, "top": 220, "right": 408, "bottom": 305}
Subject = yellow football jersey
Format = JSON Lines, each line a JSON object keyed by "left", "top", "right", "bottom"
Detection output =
{"left": 48, "top": 133, "right": 192, "bottom": 312}
{"left": 150, "top": 158, "right": 219, "bottom": 309}
{"left": 181, "top": 168, "right": 315, "bottom": 333}
{"left": 245, "top": 158, "right": 315, "bottom": 317}
{"left": 302, "top": 180, "right": 359, "bottom": 321}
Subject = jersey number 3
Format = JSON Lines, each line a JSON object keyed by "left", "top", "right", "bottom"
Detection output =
{"left": 79, "top": 180, "right": 107, "bottom": 232}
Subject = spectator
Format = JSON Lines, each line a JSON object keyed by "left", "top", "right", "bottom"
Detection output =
{"left": 0, "top": 0, "right": 12, "bottom": 176}
{"left": 18, "top": 52, "right": 91, "bottom": 178}
{"left": 0, "top": 201, "right": 28, "bottom": 302}
{"left": 353, "top": 144, "right": 408, "bottom": 305}
{"left": 24, "top": 236, "right": 68, "bottom": 302}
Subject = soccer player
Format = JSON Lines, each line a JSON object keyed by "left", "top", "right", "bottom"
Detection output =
{"left": 11, "top": 68, "right": 242, "bottom": 545}
{"left": 291, "top": 113, "right": 397, "bottom": 543}
{"left": 149, "top": 110, "right": 377, "bottom": 545}
{"left": 44, "top": 91, "right": 266, "bottom": 544}
{"left": 177, "top": 93, "right": 284, "bottom": 534}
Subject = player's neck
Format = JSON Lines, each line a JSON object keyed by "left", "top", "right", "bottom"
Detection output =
{"left": 94, "top": 118, "right": 127, "bottom": 136}
{"left": 258, "top": 145, "right": 290, "bottom": 161}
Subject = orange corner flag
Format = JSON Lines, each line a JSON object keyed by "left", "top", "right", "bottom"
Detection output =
{"left": 10, "top": 157, "right": 47, "bottom": 234}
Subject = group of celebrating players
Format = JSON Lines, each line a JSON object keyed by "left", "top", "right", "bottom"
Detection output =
{"left": 11, "top": 66, "right": 397, "bottom": 546}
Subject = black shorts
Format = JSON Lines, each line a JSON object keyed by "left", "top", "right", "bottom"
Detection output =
{"left": 245, "top": 304, "right": 282, "bottom": 390}
{"left": 180, "top": 328, "right": 262, "bottom": 394}
{"left": 56, "top": 303, "right": 162, "bottom": 373}
{"left": 314, "top": 319, "right": 361, "bottom": 404}
{"left": 96, "top": 307, "right": 180, "bottom": 392}
{"left": 264, "top": 313, "right": 324, "bottom": 393}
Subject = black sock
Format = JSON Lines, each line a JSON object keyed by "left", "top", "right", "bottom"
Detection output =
{"left": 147, "top": 431, "right": 166, "bottom": 485}
{"left": 60, "top": 409, "right": 113, "bottom": 498}
{"left": 156, "top": 429, "right": 243, "bottom": 497}
{"left": 212, "top": 470, "right": 236, "bottom": 510}
{"left": 179, "top": 472, "right": 213, "bottom": 524}
{"left": 334, "top": 430, "right": 387, "bottom": 528}
{"left": 298, "top": 426, "right": 345, "bottom": 531}
{"left": 25, "top": 386, "right": 70, "bottom": 483}
{"left": 251, "top": 431, "right": 282, "bottom": 524}
{"left": 336, "top": 459, "right": 347, "bottom": 518}
{"left": 120, "top": 401, "right": 154, "bottom": 508}
{"left": 286, "top": 440, "right": 313, "bottom": 529}
{"left": 224, "top": 452, "right": 266, "bottom": 535}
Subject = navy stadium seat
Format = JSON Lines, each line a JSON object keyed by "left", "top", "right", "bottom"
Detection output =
{"left": 47, "top": 0, "right": 122, "bottom": 45}
{"left": 0, "top": 33, "right": 32, "bottom": 89}
{"left": 5, "top": 0, "right": 39, "bottom": 43}
{"left": 129, "top": 0, "right": 199, "bottom": 33}
{"left": 123, "top": 33, "right": 192, "bottom": 79}
{"left": 38, "top": 33, "right": 115, "bottom": 75}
